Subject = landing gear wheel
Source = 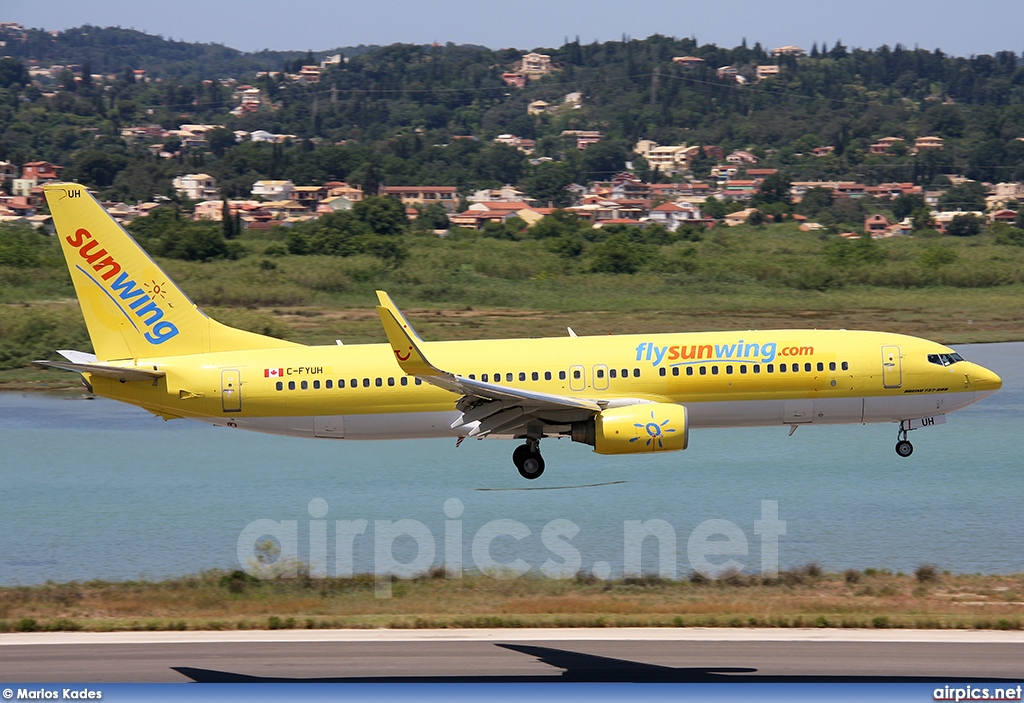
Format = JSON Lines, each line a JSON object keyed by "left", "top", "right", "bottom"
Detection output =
{"left": 512, "top": 441, "right": 545, "bottom": 480}
{"left": 895, "top": 440, "right": 914, "bottom": 458}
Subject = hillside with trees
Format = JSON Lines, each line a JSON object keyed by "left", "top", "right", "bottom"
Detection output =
{"left": 3, "top": 26, "right": 1024, "bottom": 201}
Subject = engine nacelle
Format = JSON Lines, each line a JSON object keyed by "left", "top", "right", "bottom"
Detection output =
{"left": 572, "top": 403, "right": 689, "bottom": 455}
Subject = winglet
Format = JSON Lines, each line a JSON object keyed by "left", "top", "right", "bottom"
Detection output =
{"left": 376, "top": 306, "right": 440, "bottom": 377}
{"left": 375, "top": 290, "right": 423, "bottom": 342}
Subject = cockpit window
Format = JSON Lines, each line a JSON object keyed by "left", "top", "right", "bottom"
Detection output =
{"left": 927, "top": 353, "right": 963, "bottom": 367}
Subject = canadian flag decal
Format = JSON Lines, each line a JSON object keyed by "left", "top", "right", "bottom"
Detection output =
{"left": 265, "top": 368, "right": 283, "bottom": 378}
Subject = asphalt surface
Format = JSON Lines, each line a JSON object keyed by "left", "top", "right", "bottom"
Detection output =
{"left": 1, "top": 629, "right": 1021, "bottom": 683}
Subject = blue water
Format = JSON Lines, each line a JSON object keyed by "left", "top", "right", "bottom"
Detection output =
{"left": 0, "top": 343, "right": 1021, "bottom": 585}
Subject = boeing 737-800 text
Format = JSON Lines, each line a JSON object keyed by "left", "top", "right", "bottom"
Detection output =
{"left": 36, "top": 183, "right": 1002, "bottom": 479}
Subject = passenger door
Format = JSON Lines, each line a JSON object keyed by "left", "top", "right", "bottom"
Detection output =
{"left": 592, "top": 364, "right": 609, "bottom": 391}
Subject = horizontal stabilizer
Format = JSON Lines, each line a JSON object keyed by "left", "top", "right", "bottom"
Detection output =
{"left": 34, "top": 359, "right": 165, "bottom": 383}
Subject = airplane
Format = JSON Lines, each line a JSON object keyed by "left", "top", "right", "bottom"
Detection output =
{"left": 36, "top": 182, "right": 1002, "bottom": 479}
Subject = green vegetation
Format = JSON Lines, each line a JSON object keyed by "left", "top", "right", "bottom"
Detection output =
{"left": 3, "top": 216, "right": 1024, "bottom": 388}
{"left": 0, "top": 567, "right": 1020, "bottom": 632}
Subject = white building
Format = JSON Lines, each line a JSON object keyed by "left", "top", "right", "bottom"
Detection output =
{"left": 251, "top": 180, "right": 295, "bottom": 201}
{"left": 172, "top": 173, "right": 218, "bottom": 201}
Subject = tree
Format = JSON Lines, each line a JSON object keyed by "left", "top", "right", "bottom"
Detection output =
{"left": 589, "top": 232, "right": 646, "bottom": 274}
{"left": 0, "top": 58, "right": 29, "bottom": 88}
{"left": 413, "top": 202, "right": 450, "bottom": 231}
{"left": 946, "top": 214, "right": 983, "bottom": 237}
{"left": 911, "top": 206, "right": 935, "bottom": 231}
{"left": 892, "top": 193, "right": 926, "bottom": 220}
{"left": 524, "top": 162, "right": 575, "bottom": 208}
{"left": 938, "top": 182, "right": 987, "bottom": 212}
{"left": 352, "top": 196, "right": 409, "bottom": 236}
{"left": 207, "top": 128, "right": 237, "bottom": 158}
{"left": 754, "top": 173, "right": 792, "bottom": 206}
{"left": 221, "top": 200, "right": 237, "bottom": 240}
{"left": 797, "top": 187, "right": 834, "bottom": 217}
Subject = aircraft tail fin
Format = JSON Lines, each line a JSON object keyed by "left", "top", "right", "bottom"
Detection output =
{"left": 44, "top": 183, "right": 300, "bottom": 361}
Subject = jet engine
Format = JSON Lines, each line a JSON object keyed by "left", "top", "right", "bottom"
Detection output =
{"left": 571, "top": 403, "right": 688, "bottom": 455}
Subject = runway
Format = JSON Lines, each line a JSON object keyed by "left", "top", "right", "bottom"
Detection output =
{"left": 2, "top": 629, "right": 1021, "bottom": 683}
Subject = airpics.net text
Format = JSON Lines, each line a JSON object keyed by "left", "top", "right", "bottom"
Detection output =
{"left": 236, "top": 499, "right": 786, "bottom": 598}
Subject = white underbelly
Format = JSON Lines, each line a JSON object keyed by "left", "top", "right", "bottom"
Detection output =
{"left": 684, "top": 391, "right": 981, "bottom": 429}
{"left": 196, "top": 392, "right": 984, "bottom": 439}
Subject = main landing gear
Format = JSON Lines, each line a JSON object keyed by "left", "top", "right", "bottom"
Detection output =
{"left": 512, "top": 438, "right": 545, "bottom": 479}
{"left": 895, "top": 424, "right": 914, "bottom": 458}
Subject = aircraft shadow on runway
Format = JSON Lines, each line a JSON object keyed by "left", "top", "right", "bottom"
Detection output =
{"left": 172, "top": 643, "right": 1024, "bottom": 684}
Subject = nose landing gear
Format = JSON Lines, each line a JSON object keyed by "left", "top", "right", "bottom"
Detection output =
{"left": 895, "top": 424, "right": 914, "bottom": 457}
{"left": 512, "top": 438, "right": 545, "bottom": 479}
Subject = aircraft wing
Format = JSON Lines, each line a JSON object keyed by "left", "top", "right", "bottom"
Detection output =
{"left": 375, "top": 292, "right": 601, "bottom": 437}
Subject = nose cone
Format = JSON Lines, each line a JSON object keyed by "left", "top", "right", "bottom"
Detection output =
{"left": 972, "top": 363, "right": 1002, "bottom": 396}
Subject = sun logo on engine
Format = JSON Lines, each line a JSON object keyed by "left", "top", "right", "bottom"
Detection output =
{"left": 630, "top": 410, "right": 676, "bottom": 448}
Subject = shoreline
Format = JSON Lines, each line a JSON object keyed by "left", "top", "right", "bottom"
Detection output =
{"left": 2, "top": 569, "right": 1021, "bottom": 634}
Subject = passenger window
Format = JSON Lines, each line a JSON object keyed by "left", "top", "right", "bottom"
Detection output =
{"left": 326, "top": 380, "right": 333, "bottom": 389}
{"left": 740, "top": 365, "right": 747, "bottom": 374}
{"left": 711, "top": 366, "right": 719, "bottom": 375}
{"left": 481, "top": 374, "right": 488, "bottom": 382}
{"left": 469, "top": 374, "right": 476, "bottom": 380}
{"left": 375, "top": 377, "right": 383, "bottom": 387}
{"left": 633, "top": 368, "right": 640, "bottom": 378}
{"left": 672, "top": 367, "right": 680, "bottom": 376}
{"left": 351, "top": 379, "right": 357, "bottom": 388}
{"left": 699, "top": 366, "right": 707, "bottom": 375}
{"left": 725, "top": 365, "right": 733, "bottom": 374}
{"left": 313, "top": 380, "right": 321, "bottom": 390}
{"left": 609, "top": 369, "right": 617, "bottom": 379}
{"left": 686, "top": 367, "right": 694, "bottom": 376}
{"left": 276, "top": 381, "right": 283, "bottom": 391}
{"left": 816, "top": 362, "right": 824, "bottom": 372}
{"left": 573, "top": 369, "right": 582, "bottom": 380}
{"left": 791, "top": 363, "right": 799, "bottom": 372}
{"left": 519, "top": 372, "right": 526, "bottom": 382}
{"left": 753, "top": 364, "right": 760, "bottom": 374}
{"left": 804, "top": 363, "right": 812, "bottom": 372}
{"left": 363, "top": 378, "right": 370, "bottom": 387}
{"left": 544, "top": 371, "right": 552, "bottom": 381}
{"left": 766, "top": 364, "right": 773, "bottom": 373}
{"left": 401, "top": 377, "right": 409, "bottom": 386}
{"left": 842, "top": 361, "right": 849, "bottom": 371}
{"left": 388, "top": 377, "right": 395, "bottom": 387}
{"left": 415, "top": 378, "right": 422, "bottom": 385}
{"left": 338, "top": 379, "right": 345, "bottom": 388}
{"left": 301, "top": 380, "right": 308, "bottom": 390}
{"left": 621, "top": 369, "right": 629, "bottom": 378}
{"left": 596, "top": 369, "right": 604, "bottom": 378}
{"left": 659, "top": 367, "right": 667, "bottom": 377}
{"left": 288, "top": 381, "right": 296, "bottom": 390}
{"left": 829, "top": 362, "right": 836, "bottom": 371}
{"left": 532, "top": 371, "right": 539, "bottom": 381}
{"left": 506, "top": 373, "right": 513, "bottom": 382}
{"left": 779, "top": 364, "right": 786, "bottom": 373}
{"left": 559, "top": 371, "right": 567, "bottom": 380}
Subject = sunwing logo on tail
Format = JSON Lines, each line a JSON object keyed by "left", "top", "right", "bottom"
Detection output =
{"left": 66, "top": 228, "right": 179, "bottom": 344}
